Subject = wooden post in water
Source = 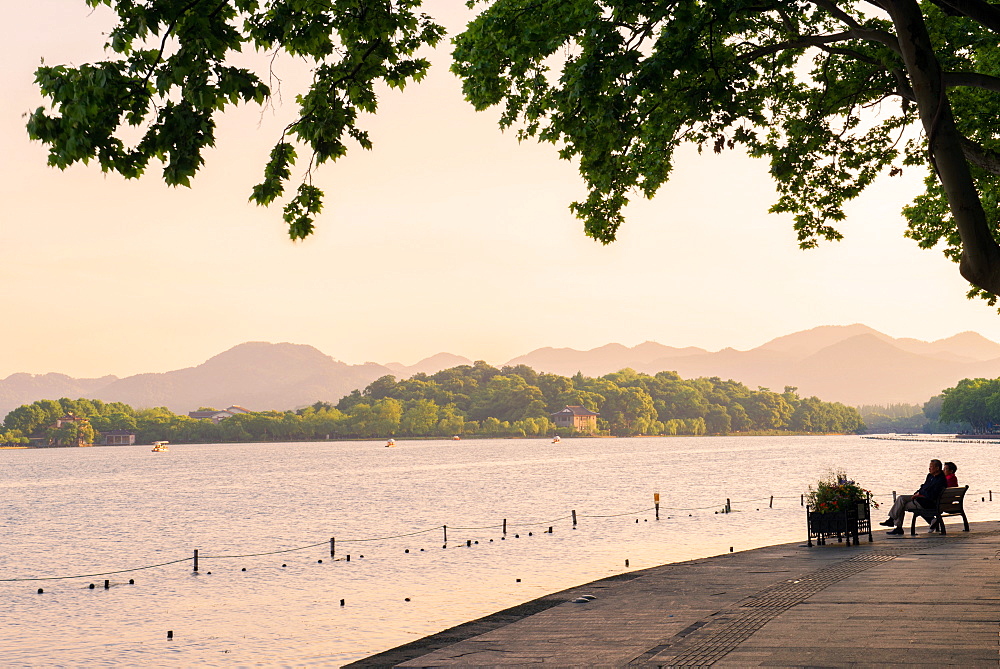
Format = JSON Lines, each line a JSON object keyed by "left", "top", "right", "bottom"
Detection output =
{"left": 503, "top": 518, "right": 507, "bottom": 535}
{"left": 769, "top": 495, "right": 774, "bottom": 509}
{"left": 654, "top": 493, "right": 660, "bottom": 520}
{"left": 800, "top": 494, "right": 804, "bottom": 506}
{"left": 193, "top": 549, "right": 199, "bottom": 573}
{"left": 330, "top": 537, "right": 335, "bottom": 559}
{"left": 726, "top": 498, "right": 731, "bottom": 514}
{"left": 443, "top": 525, "right": 447, "bottom": 543}
{"left": 572, "top": 510, "right": 577, "bottom": 527}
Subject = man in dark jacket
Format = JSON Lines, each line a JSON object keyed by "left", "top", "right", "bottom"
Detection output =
{"left": 880, "top": 459, "right": 947, "bottom": 535}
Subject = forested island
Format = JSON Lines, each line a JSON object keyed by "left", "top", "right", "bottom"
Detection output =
{"left": 0, "top": 363, "right": 866, "bottom": 446}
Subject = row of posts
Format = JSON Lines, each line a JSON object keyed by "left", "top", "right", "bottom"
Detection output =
{"left": 189, "top": 489, "right": 999, "bottom": 570}
{"left": 189, "top": 494, "right": 665, "bottom": 570}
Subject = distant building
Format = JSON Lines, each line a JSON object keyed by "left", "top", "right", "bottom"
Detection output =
{"left": 188, "top": 410, "right": 235, "bottom": 423}
{"left": 188, "top": 406, "right": 252, "bottom": 424}
{"left": 49, "top": 413, "right": 92, "bottom": 447}
{"left": 102, "top": 429, "right": 136, "bottom": 446}
{"left": 550, "top": 405, "right": 599, "bottom": 434}
{"left": 53, "top": 414, "right": 88, "bottom": 429}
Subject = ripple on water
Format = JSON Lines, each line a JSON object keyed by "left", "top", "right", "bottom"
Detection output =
{"left": 1, "top": 435, "right": 996, "bottom": 664}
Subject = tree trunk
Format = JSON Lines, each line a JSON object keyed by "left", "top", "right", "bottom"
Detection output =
{"left": 888, "top": 0, "right": 1000, "bottom": 293}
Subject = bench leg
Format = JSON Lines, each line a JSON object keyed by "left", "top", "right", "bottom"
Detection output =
{"left": 962, "top": 512, "right": 969, "bottom": 532}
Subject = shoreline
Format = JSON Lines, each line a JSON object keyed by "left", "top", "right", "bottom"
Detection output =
{"left": 2, "top": 431, "right": 859, "bottom": 450}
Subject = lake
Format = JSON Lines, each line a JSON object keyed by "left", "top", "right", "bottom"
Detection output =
{"left": 2, "top": 435, "right": 997, "bottom": 666}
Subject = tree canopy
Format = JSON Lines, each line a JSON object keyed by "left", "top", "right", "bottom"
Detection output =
{"left": 27, "top": 1, "right": 1000, "bottom": 302}
{"left": 0, "top": 364, "right": 864, "bottom": 444}
{"left": 939, "top": 377, "right": 1000, "bottom": 431}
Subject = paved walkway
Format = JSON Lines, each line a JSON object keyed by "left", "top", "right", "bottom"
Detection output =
{"left": 348, "top": 520, "right": 1000, "bottom": 667}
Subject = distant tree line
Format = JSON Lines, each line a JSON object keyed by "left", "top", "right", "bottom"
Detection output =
{"left": 0, "top": 364, "right": 866, "bottom": 445}
{"left": 937, "top": 378, "right": 1000, "bottom": 433}
{"left": 857, "top": 399, "right": 970, "bottom": 435}
{"left": 856, "top": 404, "right": 927, "bottom": 434}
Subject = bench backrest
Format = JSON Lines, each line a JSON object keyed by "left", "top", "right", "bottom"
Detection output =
{"left": 937, "top": 485, "right": 968, "bottom": 514}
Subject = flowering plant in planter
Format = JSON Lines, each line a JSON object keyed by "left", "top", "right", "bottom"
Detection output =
{"left": 806, "top": 470, "right": 878, "bottom": 513}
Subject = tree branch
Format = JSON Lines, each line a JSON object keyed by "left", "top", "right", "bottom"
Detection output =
{"left": 931, "top": 0, "right": 1000, "bottom": 33}
{"left": 741, "top": 32, "right": 854, "bottom": 60}
{"left": 809, "top": 0, "right": 903, "bottom": 53}
{"left": 140, "top": 0, "right": 208, "bottom": 90}
{"left": 944, "top": 71, "right": 1000, "bottom": 93}
{"left": 814, "top": 44, "right": 885, "bottom": 67}
{"left": 887, "top": 0, "right": 1000, "bottom": 292}
{"left": 961, "top": 136, "right": 1000, "bottom": 175}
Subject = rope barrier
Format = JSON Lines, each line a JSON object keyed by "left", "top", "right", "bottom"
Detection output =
{"left": 201, "top": 540, "right": 329, "bottom": 560}
{"left": 509, "top": 514, "right": 575, "bottom": 528}
{"left": 582, "top": 507, "right": 654, "bottom": 518}
{"left": 4, "top": 485, "right": 996, "bottom": 584}
{"left": 337, "top": 527, "right": 443, "bottom": 543}
{"left": 0, "top": 557, "right": 191, "bottom": 582}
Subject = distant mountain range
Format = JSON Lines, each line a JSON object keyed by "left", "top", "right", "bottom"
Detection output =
{"left": 2, "top": 324, "right": 1000, "bottom": 417}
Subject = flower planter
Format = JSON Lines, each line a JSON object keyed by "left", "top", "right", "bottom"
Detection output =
{"left": 807, "top": 501, "right": 872, "bottom": 546}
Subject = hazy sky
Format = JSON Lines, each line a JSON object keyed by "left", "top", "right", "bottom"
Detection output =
{"left": 4, "top": 2, "right": 999, "bottom": 379}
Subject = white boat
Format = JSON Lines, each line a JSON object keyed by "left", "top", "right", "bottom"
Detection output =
{"left": 385, "top": 438, "right": 395, "bottom": 447}
{"left": 151, "top": 441, "right": 169, "bottom": 452}
{"left": 552, "top": 435, "right": 561, "bottom": 444}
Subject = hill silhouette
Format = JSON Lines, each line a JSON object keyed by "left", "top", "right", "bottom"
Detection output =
{"left": 504, "top": 325, "right": 1000, "bottom": 406}
{"left": 2, "top": 325, "right": 999, "bottom": 417}
{"left": 0, "top": 343, "right": 392, "bottom": 417}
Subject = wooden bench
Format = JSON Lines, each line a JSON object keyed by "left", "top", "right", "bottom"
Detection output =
{"left": 906, "top": 485, "right": 969, "bottom": 535}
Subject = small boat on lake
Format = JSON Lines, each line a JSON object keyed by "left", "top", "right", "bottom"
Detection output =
{"left": 151, "top": 441, "right": 169, "bottom": 452}
{"left": 452, "top": 435, "right": 461, "bottom": 440}
{"left": 552, "top": 435, "right": 561, "bottom": 444}
{"left": 385, "top": 438, "right": 396, "bottom": 447}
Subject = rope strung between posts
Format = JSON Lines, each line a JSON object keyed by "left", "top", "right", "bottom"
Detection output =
{"left": 0, "top": 558, "right": 191, "bottom": 582}
{"left": 3, "top": 486, "right": 996, "bottom": 582}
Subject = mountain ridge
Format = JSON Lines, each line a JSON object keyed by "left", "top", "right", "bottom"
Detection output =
{"left": 2, "top": 325, "right": 999, "bottom": 417}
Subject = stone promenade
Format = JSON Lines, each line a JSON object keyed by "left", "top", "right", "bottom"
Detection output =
{"left": 348, "top": 519, "right": 1000, "bottom": 667}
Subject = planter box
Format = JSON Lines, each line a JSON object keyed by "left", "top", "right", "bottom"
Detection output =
{"left": 807, "top": 501, "right": 872, "bottom": 546}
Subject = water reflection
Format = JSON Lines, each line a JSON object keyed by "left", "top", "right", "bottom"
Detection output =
{"left": 1, "top": 435, "right": 997, "bottom": 665}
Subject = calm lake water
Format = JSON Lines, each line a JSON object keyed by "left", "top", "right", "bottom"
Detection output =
{"left": 2, "top": 435, "right": 998, "bottom": 666}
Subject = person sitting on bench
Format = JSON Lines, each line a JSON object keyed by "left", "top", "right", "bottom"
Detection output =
{"left": 944, "top": 461, "right": 958, "bottom": 487}
{"left": 880, "top": 459, "right": 947, "bottom": 536}
{"left": 927, "top": 461, "right": 960, "bottom": 532}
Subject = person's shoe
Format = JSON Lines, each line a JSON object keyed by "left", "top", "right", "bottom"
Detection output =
{"left": 886, "top": 527, "right": 904, "bottom": 536}
{"left": 879, "top": 518, "right": 895, "bottom": 527}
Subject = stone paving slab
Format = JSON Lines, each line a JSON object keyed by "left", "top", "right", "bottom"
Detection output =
{"left": 348, "top": 521, "right": 1000, "bottom": 668}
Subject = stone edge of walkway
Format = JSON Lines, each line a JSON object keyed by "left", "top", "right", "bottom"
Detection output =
{"left": 344, "top": 519, "right": 1000, "bottom": 668}
{"left": 341, "top": 569, "right": 655, "bottom": 668}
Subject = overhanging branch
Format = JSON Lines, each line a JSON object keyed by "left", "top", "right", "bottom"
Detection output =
{"left": 931, "top": 0, "right": 1000, "bottom": 33}
{"left": 888, "top": 0, "right": 1000, "bottom": 292}
{"left": 944, "top": 71, "right": 1000, "bottom": 93}
{"left": 961, "top": 136, "right": 1000, "bottom": 175}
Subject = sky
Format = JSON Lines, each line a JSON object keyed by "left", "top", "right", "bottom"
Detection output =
{"left": 3, "top": 2, "right": 1000, "bottom": 379}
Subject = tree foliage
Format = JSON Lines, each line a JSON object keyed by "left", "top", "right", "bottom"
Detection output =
{"left": 939, "top": 376, "right": 1000, "bottom": 431}
{"left": 0, "top": 364, "right": 864, "bottom": 444}
{"left": 26, "top": 1, "right": 1000, "bottom": 302}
